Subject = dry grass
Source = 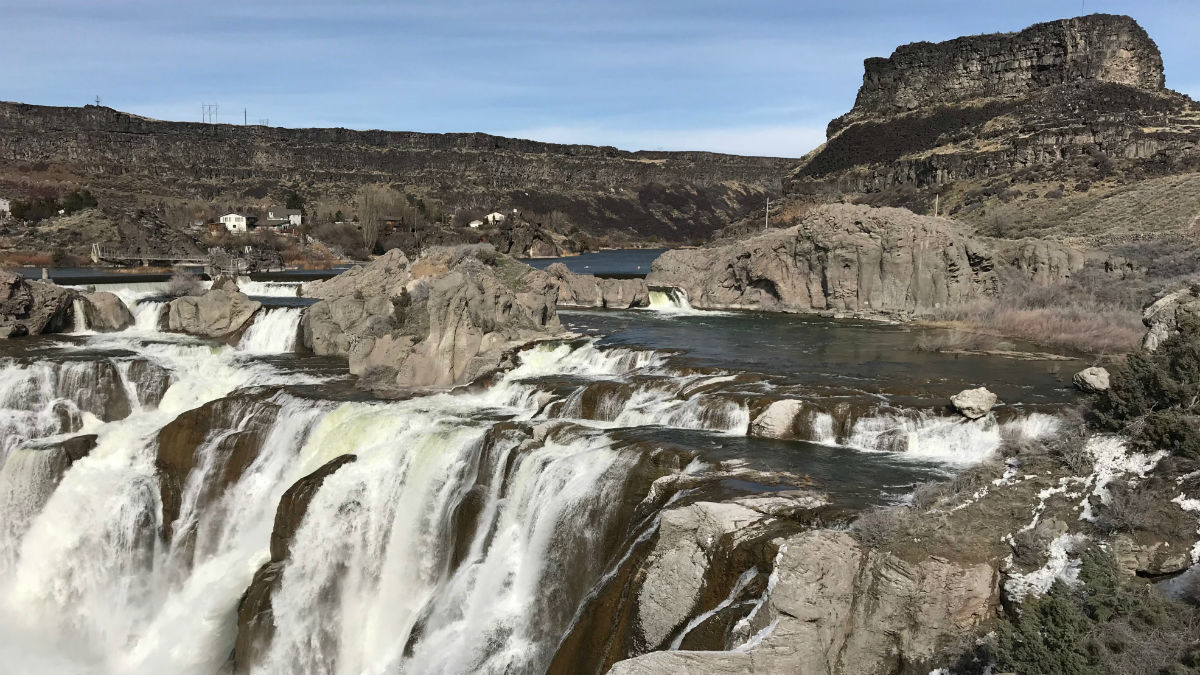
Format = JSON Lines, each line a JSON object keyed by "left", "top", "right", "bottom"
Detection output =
{"left": 924, "top": 300, "right": 1143, "bottom": 356}
{"left": 0, "top": 252, "right": 54, "bottom": 266}
{"left": 921, "top": 263, "right": 1149, "bottom": 356}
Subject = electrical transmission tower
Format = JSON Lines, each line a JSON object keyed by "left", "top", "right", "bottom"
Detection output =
{"left": 202, "top": 104, "right": 219, "bottom": 124}
{"left": 258, "top": 118, "right": 269, "bottom": 126}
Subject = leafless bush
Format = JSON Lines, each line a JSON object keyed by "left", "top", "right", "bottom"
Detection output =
{"left": 851, "top": 505, "right": 916, "bottom": 548}
{"left": 1093, "top": 482, "right": 1161, "bottom": 534}
{"left": 164, "top": 268, "right": 203, "bottom": 297}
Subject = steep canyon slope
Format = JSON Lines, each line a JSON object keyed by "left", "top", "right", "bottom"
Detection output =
{"left": 0, "top": 102, "right": 792, "bottom": 245}
{"left": 785, "top": 14, "right": 1200, "bottom": 245}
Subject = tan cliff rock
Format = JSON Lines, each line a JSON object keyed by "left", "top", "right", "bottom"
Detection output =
{"left": 301, "top": 245, "right": 564, "bottom": 390}
{"left": 648, "top": 203, "right": 997, "bottom": 317}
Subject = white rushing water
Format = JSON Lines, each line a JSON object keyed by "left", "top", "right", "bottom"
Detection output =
{"left": 0, "top": 295, "right": 1068, "bottom": 673}
{"left": 645, "top": 287, "right": 719, "bottom": 316}
{"left": 237, "top": 307, "right": 303, "bottom": 354}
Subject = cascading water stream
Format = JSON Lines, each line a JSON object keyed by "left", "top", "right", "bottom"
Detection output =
{"left": 0, "top": 305, "right": 1071, "bottom": 675}
{"left": 237, "top": 307, "right": 303, "bottom": 354}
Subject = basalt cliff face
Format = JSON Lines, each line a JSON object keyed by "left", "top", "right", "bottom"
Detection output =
{"left": 0, "top": 103, "right": 791, "bottom": 245}
{"left": 786, "top": 14, "right": 1200, "bottom": 244}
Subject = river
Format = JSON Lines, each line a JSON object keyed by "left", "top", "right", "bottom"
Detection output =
{"left": 0, "top": 273, "right": 1078, "bottom": 674}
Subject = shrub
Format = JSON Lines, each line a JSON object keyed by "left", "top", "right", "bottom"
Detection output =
{"left": 850, "top": 505, "right": 915, "bottom": 548}
{"left": 988, "top": 547, "right": 1200, "bottom": 675}
{"left": 1091, "top": 329, "right": 1200, "bottom": 458}
{"left": 165, "top": 268, "right": 203, "bottom": 297}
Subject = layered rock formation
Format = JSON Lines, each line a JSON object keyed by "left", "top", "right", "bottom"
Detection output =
{"left": 301, "top": 245, "right": 564, "bottom": 390}
{"left": 545, "top": 262, "right": 649, "bottom": 309}
{"left": 610, "top": 530, "right": 997, "bottom": 675}
{"left": 0, "top": 103, "right": 791, "bottom": 245}
{"left": 0, "top": 270, "right": 74, "bottom": 337}
{"left": 785, "top": 14, "right": 1200, "bottom": 243}
{"left": 647, "top": 203, "right": 996, "bottom": 317}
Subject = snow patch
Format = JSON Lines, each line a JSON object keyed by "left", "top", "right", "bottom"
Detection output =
{"left": 1004, "top": 533, "right": 1090, "bottom": 602}
{"left": 1171, "top": 493, "right": 1200, "bottom": 564}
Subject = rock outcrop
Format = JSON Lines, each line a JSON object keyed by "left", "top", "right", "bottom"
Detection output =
{"left": 301, "top": 249, "right": 411, "bottom": 300}
{"left": 80, "top": 291, "right": 134, "bottom": 332}
{"left": 0, "top": 271, "right": 74, "bottom": 337}
{"left": 1141, "top": 283, "right": 1200, "bottom": 351}
{"left": 1073, "top": 366, "right": 1111, "bottom": 392}
{"left": 785, "top": 15, "right": 1200, "bottom": 243}
{"left": 832, "top": 14, "right": 1164, "bottom": 133}
{"left": 544, "top": 262, "right": 649, "bottom": 309}
{"left": 167, "top": 287, "right": 261, "bottom": 339}
{"left": 609, "top": 529, "right": 998, "bottom": 675}
{"left": 235, "top": 454, "right": 357, "bottom": 673}
{"left": 302, "top": 245, "right": 564, "bottom": 390}
{"left": 647, "top": 204, "right": 996, "bottom": 317}
{"left": 951, "top": 387, "right": 998, "bottom": 419}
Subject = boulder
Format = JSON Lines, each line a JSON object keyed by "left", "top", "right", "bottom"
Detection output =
{"left": 610, "top": 530, "right": 998, "bottom": 675}
{"left": 301, "top": 248, "right": 411, "bottom": 300}
{"left": 80, "top": 291, "right": 134, "bottom": 332}
{"left": 748, "top": 399, "right": 805, "bottom": 439}
{"left": 951, "top": 387, "right": 997, "bottom": 419}
{"left": 1141, "top": 283, "right": 1200, "bottom": 351}
{"left": 545, "top": 262, "right": 649, "bottom": 309}
{"left": 209, "top": 275, "right": 241, "bottom": 292}
{"left": 1073, "top": 366, "right": 1111, "bottom": 393}
{"left": 302, "top": 246, "right": 563, "bottom": 391}
{"left": 167, "top": 288, "right": 261, "bottom": 339}
{"left": 0, "top": 271, "right": 75, "bottom": 337}
{"left": 647, "top": 204, "right": 996, "bottom": 317}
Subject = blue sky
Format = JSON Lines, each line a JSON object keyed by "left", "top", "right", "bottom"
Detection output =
{"left": 2, "top": 0, "right": 1197, "bottom": 157}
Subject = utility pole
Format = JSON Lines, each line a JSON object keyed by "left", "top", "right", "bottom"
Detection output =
{"left": 94, "top": 95, "right": 101, "bottom": 107}
{"left": 765, "top": 196, "right": 770, "bottom": 230}
{"left": 244, "top": 108, "right": 247, "bottom": 125}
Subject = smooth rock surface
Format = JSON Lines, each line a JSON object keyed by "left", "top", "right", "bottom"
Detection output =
{"left": 167, "top": 288, "right": 261, "bottom": 338}
{"left": 1073, "top": 366, "right": 1111, "bottom": 393}
{"left": 748, "top": 399, "right": 805, "bottom": 439}
{"left": 951, "top": 387, "right": 997, "bottom": 419}
{"left": 647, "top": 204, "right": 996, "bottom": 317}
{"left": 81, "top": 291, "right": 134, "bottom": 332}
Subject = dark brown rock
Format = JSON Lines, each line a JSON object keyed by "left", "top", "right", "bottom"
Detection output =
{"left": 234, "top": 454, "right": 357, "bottom": 674}
{"left": 155, "top": 390, "right": 282, "bottom": 542}
{"left": 0, "top": 272, "right": 75, "bottom": 337}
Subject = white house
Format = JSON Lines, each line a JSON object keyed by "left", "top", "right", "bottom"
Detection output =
{"left": 468, "top": 219, "right": 483, "bottom": 228}
{"left": 265, "top": 206, "right": 303, "bottom": 228}
{"left": 484, "top": 211, "right": 507, "bottom": 225}
{"left": 220, "top": 213, "right": 253, "bottom": 233}
{"left": 0, "top": 198, "right": 10, "bottom": 216}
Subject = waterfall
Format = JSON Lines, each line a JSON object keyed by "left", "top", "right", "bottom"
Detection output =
{"left": 131, "top": 301, "right": 166, "bottom": 334}
{"left": 237, "top": 308, "right": 303, "bottom": 354}
{"left": 234, "top": 278, "right": 302, "bottom": 297}
{"left": 0, "top": 340, "right": 326, "bottom": 674}
{"left": 70, "top": 298, "right": 90, "bottom": 334}
{"left": 646, "top": 286, "right": 715, "bottom": 316}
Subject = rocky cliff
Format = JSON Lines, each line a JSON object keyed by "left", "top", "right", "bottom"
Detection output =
{"left": 647, "top": 203, "right": 997, "bottom": 317}
{"left": 786, "top": 14, "right": 1200, "bottom": 244}
{"left": 0, "top": 103, "right": 791, "bottom": 245}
